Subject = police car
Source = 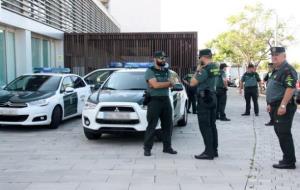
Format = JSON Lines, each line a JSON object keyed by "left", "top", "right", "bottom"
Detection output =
{"left": 82, "top": 63, "right": 188, "bottom": 140}
{"left": 0, "top": 68, "right": 91, "bottom": 129}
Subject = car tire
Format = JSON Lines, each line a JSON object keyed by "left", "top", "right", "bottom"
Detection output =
{"left": 49, "top": 106, "right": 62, "bottom": 129}
{"left": 177, "top": 103, "right": 188, "bottom": 127}
{"left": 84, "top": 128, "right": 102, "bottom": 140}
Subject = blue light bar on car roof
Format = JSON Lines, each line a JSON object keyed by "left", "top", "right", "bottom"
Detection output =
{"left": 108, "top": 62, "right": 154, "bottom": 68}
{"left": 33, "top": 67, "right": 71, "bottom": 74}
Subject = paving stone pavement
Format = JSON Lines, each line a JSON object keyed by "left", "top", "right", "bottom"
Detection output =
{"left": 0, "top": 88, "right": 299, "bottom": 190}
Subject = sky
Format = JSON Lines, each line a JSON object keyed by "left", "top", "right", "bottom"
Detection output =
{"left": 160, "top": 0, "right": 300, "bottom": 63}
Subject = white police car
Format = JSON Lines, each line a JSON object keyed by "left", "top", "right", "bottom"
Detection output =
{"left": 82, "top": 65, "right": 188, "bottom": 140}
{"left": 0, "top": 68, "right": 91, "bottom": 129}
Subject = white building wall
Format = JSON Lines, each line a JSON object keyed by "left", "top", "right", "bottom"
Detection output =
{"left": 109, "top": 0, "right": 161, "bottom": 32}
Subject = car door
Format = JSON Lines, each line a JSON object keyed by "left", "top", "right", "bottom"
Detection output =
{"left": 61, "top": 76, "right": 78, "bottom": 117}
{"left": 72, "top": 76, "right": 90, "bottom": 114}
{"left": 170, "top": 71, "right": 182, "bottom": 120}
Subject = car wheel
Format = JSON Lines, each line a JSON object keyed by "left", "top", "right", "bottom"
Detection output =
{"left": 49, "top": 106, "right": 62, "bottom": 129}
{"left": 177, "top": 103, "right": 188, "bottom": 127}
{"left": 84, "top": 128, "right": 102, "bottom": 140}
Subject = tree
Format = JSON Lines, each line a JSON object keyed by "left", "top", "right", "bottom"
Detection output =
{"left": 207, "top": 3, "right": 295, "bottom": 68}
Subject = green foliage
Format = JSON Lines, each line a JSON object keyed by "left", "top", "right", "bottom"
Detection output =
{"left": 207, "top": 3, "right": 295, "bottom": 67}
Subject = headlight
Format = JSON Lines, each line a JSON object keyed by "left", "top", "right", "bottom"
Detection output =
{"left": 28, "top": 99, "right": 49, "bottom": 106}
{"left": 84, "top": 99, "right": 98, "bottom": 109}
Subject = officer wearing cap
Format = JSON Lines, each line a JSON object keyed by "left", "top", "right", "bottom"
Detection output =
{"left": 183, "top": 68, "right": 197, "bottom": 114}
{"left": 239, "top": 64, "right": 262, "bottom": 116}
{"left": 190, "top": 49, "right": 219, "bottom": 160}
{"left": 264, "top": 62, "right": 275, "bottom": 126}
{"left": 143, "top": 50, "right": 177, "bottom": 156}
{"left": 266, "top": 47, "right": 297, "bottom": 169}
{"left": 216, "top": 63, "right": 230, "bottom": 121}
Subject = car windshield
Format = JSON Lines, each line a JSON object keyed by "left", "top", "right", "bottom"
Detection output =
{"left": 4, "top": 75, "right": 62, "bottom": 92}
{"left": 102, "top": 71, "right": 147, "bottom": 90}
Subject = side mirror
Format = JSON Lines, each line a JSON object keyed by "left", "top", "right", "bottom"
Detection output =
{"left": 172, "top": 83, "right": 184, "bottom": 92}
{"left": 65, "top": 87, "right": 75, "bottom": 93}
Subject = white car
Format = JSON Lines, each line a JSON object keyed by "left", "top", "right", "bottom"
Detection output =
{"left": 0, "top": 73, "right": 91, "bottom": 128}
{"left": 82, "top": 68, "right": 188, "bottom": 140}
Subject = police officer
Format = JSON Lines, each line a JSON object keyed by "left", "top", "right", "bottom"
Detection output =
{"left": 264, "top": 63, "right": 275, "bottom": 126}
{"left": 266, "top": 47, "right": 297, "bottom": 169}
{"left": 216, "top": 63, "right": 230, "bottom": 121}
{"left": 143, "top": 51, "right": 177, "bottom": 156}
{"left": 183, "top": 70, "right": 197, "bottom": 114}
{"left": 239, "top": 64, "right": 262, "bottom": 116}
{"left": 191, "top": 49, "right": 219, "bottom": 160}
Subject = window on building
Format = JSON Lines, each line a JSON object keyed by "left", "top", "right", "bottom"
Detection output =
{"left": 32, "top": 37, "right": 41, "bottom": 68}
{"left": 0, "top": 30, "right": 6, "bottom": 86}
{"left": 6, "top": 32, "right": 16, "bottom": 83}
{"left": 43, "top": 40, "right": 49, "bottom": 67}
{"left": 32, "top": 37, "right": 52, "bottom": 69}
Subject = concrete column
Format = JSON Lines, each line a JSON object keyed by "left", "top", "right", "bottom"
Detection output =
{"left": 15, "top": 29, "right": 32, "bottom": 76}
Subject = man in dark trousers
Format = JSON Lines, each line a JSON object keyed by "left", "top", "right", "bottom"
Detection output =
{"left": 216, "top": 63, "right": 230, "bottom": 121}
{"left": 264, "top": 62, "right": 275, "bottom": 126}
{"left": 266, "top": 47, "right": 297, "bottom": 169}
{"left": 239, "top": 64, "right": 262, "bottom": 116}
{"left": 143, "top": 50, "right": 177, "bottom": 157}
{"left": 190, "top": 49, "right": 219, "bottom": 160}
{"left": 183, "top": 70, "right": 197, "bottom": 114}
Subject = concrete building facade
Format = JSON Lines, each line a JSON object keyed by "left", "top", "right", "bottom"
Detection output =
{"left": 0, "top": 0, "right": 120, "bottom": 86}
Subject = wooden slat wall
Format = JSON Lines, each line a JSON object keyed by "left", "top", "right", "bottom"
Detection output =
{"left": 64, "top": 32, "right": 198, "bottom": 78}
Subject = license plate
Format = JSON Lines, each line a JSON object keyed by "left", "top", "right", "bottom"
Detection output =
{"left": 0, "top": 109, "right": 18, "bottom": 115}
{"left": 103, "top": 112, "right": 130, "bottom": 120}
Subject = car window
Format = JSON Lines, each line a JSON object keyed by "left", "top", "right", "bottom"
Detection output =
{"left": 61, "top": 76, "right": 74, "bottom": 92}
{"left": 85, "top": 70, "right": 113, "bottom": 85}
{"left": 103, "top": 72, "right": 147, "bottom": 90}
{"left": 4, "top": 75, "right": 61, "bottom": 92}
{"left": 72, "top": 76, "right": 86, "bottom": 89}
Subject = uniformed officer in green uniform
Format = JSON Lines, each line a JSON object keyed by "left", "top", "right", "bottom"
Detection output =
{"left": 143, "top": 51, "right": 177, "bottom": 157}
{"left": 239, "top": 64, "right": 262, "bottom": 116}
{"left": 183, "top": 70, "right": 197, "bottom": 114}
{"left": 264, "top": 63, "right": 275, "bottom": 126}
{"left": 216, "top": 63, "right": 230, "bottom": 121}
{"left": 190, "top": 49, "right": 220, "bottom": 160}
{"left": 266, "top": 47, "right": 297, "bottom": 169}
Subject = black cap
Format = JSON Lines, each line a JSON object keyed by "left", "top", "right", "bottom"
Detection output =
{"left": 154, "top": 51, "right": 167, "bottom": 58}
{"left": 270, "top": 47, "right": 285, "bottom": 54}
{"left": 220, "top": 63, "right": 228, "bottom": 69}
{"left": 199, "top": 49, "right": 212, "bottom": 58}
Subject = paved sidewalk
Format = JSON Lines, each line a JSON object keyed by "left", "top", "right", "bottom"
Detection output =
{"left": 0, "top": 88, "right": 299, "bottom": 190}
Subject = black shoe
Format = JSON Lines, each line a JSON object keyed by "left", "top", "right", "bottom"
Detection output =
{"left": 214, "top": 152, "right": 219, "bottom": 157}
{"left": 273, "top": 163, "right": 296, "bottom": 169}
{"left": 220, "top": 118, "right": 231, "bottom": 121}
{"left": 144, "top": 149, "right": 151, "bottom": 156}
{"left": 255, "top": 113, "right": 259, "bottom": 116}
{"left": 194, "top": 153, "right": 214, "bottom": 160}
{"left": 163, "top": 148, "right": 177, "bottom": 154}
{"left": 265, "top": 121, "right": 274, "bottom": 126}
{"left": 241, "top": 113, "right": 250, "bottom": 116}
{"left": 187, "top": 110, "right": 191, "bottom": 113}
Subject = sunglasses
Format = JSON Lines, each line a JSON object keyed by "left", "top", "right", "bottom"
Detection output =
{"left": 157, "top": 57, "right": 166, "bottom": 60}
{"left": 271, "top": 53, "right": 280, "bottom": 56}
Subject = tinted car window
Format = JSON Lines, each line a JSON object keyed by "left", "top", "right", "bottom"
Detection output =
{"left": 103, "top": 72, "right": 147, "bottom": 90}
{"left": 5, "top": 75, "right": 61, "bottom": 92}
{"left": 72, "top": 76, "right": 86, "bottom": 88}
{"left": 85, "top": 70, "right": 113, "bottom": 85}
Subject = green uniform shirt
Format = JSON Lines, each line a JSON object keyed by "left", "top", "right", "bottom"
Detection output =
{"left": 266, "top": 61, "right": 297, "bottom": 104}
{"left": 195, "top": 63, "right": 219, "bottom": 92}
{"left": 216, "top": 70, "right": 226, "bottom": 88}
{"left": 241, "top": 72, "right": 261, "bottom": 87}
{"left": 145, "top": 67, "right": 170, "bottom": 97}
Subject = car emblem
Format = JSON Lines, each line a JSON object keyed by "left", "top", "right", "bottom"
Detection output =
{"left": 114, "top": 107, "right": 120, "bottom": 112}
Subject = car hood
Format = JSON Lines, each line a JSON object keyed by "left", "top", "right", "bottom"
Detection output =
{"left": 94, "top": 90, "right": 145, "bottom": 105}
{"left": 0, "top": 90, "right": 55, "bottom": 103}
